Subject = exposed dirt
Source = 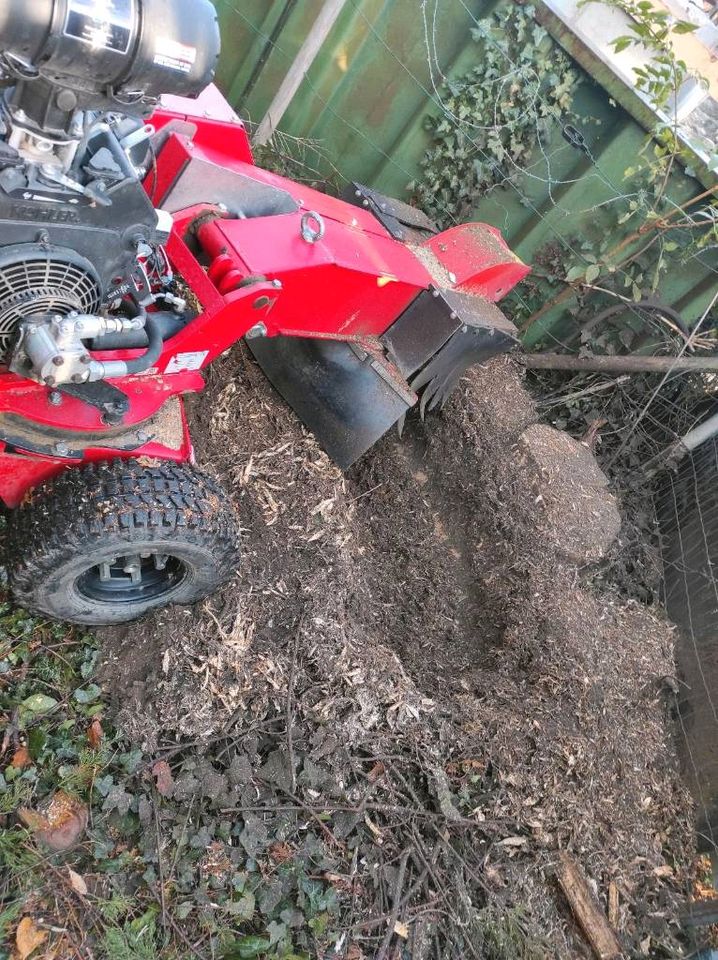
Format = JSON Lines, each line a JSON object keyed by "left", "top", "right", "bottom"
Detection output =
{"left": 98, "top": 349, "right": 695, "bottom": 957}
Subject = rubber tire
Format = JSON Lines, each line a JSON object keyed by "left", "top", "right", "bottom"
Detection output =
{"left": 6, "top": 459, "right": 240, "bottom": 625}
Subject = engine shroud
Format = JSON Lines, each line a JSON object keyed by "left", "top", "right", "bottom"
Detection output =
{"left": 0, "top": 173, "right": 161, "bottom": 356}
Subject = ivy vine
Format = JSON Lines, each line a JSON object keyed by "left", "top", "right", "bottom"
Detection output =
{"left": 411, "top": 4, "right": 582, "bottom": 226}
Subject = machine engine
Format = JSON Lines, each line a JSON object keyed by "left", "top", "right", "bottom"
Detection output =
{"left": 0, "top": 0, "right": 220, "bottom": 386}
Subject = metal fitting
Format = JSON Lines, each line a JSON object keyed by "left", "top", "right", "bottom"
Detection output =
{"left": 245, "top": 322, "right": 267, "bottom": 339}
{"left": 300, "top": 211, "right": 325, "bottom": 244}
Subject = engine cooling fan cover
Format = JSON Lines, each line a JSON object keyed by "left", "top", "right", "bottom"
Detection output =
{"left": 0, "top": 245, "right": 102, "bottom": 355}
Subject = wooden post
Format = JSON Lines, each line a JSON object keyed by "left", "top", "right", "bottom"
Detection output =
{"left": 521, "top": 352, "right": 718, "bottom": 373}
{"left": 254, "top": 0, "right": 348, "bottom": 146}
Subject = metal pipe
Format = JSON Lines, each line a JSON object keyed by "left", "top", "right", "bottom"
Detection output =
{"left": 680, "top": 409, "right": 718, "bottom": 453}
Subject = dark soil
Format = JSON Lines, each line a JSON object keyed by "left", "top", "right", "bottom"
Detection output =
{"left": 98, "top": 348, "right": 695, "bottom": 958}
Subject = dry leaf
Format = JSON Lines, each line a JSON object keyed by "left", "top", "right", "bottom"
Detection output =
{"left": 19, "top": 791, "right": 88, "bottom": 851}
{"left": 151, "top": 759, "right": 174, "bottom": 797}
{"left": 15, "top": 916, "right": 47, "bottom": 959}
{"left": 67, "top": 867, "right": 88, "bottom": 896}
{"left": 367, "top": 761, "right": 386, "bottom": 783}
{"left": 87, "top": 717, "right": 103, "bottom": 748}
{"left": 394, "top": 920, "right": 410, "bottom": 938}
{"left": 268, "top": 841, "right": 293, "bottom": 864}
{"left": 10, "top": 745, "right": 31, "bottom": 769}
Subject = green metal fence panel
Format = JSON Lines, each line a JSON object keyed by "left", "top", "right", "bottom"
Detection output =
{"left": 211, "top": 0, "right": 716, "bottom": 347}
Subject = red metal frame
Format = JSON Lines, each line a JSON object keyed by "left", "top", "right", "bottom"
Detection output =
{"left": 0, "top": 85, "right": 529, "bottom": 508}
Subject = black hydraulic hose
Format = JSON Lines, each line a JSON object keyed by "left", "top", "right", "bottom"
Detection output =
{"left": 122, "top": 298, "right": 163, "bottom": 374}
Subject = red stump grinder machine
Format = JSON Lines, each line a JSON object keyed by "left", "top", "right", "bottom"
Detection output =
{"left": 0, "top": 0, "right": 529, "bottom": 624}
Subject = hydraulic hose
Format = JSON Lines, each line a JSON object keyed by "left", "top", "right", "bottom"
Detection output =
{"left": 122, "top": 298, "right": 163, "bottom": 375}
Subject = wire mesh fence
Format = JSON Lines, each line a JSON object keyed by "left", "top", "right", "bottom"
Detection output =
{"left": 658, "top": 434, "right": 718, "bottom": 859}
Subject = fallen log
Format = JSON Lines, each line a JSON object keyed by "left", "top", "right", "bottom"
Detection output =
{"left": 520, "top": 352, "right": 718, "bottom": 373}
{"left": 556, "top": 852, "right": 622, "bottom": 960}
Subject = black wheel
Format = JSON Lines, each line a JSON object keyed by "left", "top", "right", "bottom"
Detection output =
{"left": 6, "top": 459, "right": 240, "bottom": 625}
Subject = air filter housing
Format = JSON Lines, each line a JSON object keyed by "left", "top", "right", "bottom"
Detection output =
{"left": 0, "top": 245, "right": 101, "bottom": 354}
{"left": 0, "top": 0, "right": 221, "bottom": 130}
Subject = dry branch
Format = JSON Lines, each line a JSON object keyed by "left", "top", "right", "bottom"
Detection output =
{"left": 521, "top": 352, "right": 718, "bottom": 373}
{"left": 556, "top": 853, "right": 622, "bottom": 960}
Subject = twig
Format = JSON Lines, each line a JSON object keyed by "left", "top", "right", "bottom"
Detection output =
{"left": 286, "top": 613, "right": 305, "bottom": 794}
{"left": 376, "top": 848, "right": 411, "bottom": 960}
{"left": 411, "top": 830, "right": 483, "bottom": 960}
{"left": 147, "top": 881, "right": 206, "bottom": 960}
{"left": 220, "top": 799, "right": 488, "bottom": 826}
{"left": 167, "top": 796, "right": 195, "bottom": 884}
{"left": 152, "top": 796, "right": 167, "bottom": 934}
{"left": 276, "top": 787, "right": 345, "bottom": 850}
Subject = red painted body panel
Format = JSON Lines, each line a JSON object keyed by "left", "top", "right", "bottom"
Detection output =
{"left": 422, "top": 225, "right": 530, "bottom": 300}
{"left": 0, "top": 87, "right": 529, "bottom": 507}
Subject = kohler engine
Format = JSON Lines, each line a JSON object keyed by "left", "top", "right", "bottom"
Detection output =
{"left": 0, "top": 0, "right": 220, "bottom": 387}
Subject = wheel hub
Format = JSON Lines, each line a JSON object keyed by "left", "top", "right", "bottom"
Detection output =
{"left": 77, "top": 552, "right": 186, "bottom": 604}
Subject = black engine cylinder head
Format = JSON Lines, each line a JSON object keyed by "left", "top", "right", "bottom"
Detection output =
{"left": 0, "top": 0, "right": 220, "bottom": 128}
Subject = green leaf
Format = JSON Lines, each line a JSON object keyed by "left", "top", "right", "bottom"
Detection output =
{"left": 565, "top": 265, "right": 585, "bottom": 283}
{"left": 673, "top": 20, "right": 699, "bottom": 33}
{"left": 73, "top": 684, "right": 101, "bottom": 704}
{"left": 226, "top": 891, "right": 255, "bottom": 921}
{"left": 21, "top": 694, "right": 58, "bottom": 714}
{"left": 223, "top": 936, "right": 271, "bottom": 959}
{"left": 612, "top": 36, "right": 633, "bottom": 53}
{"left": 632, "top": 282, "right": 642, "bottom": 302}
{"left": 584, "top": 264, "right": 601, "bottom": 283}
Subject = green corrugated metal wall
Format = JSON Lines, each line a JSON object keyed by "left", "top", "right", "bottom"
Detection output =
{"left": 212, "top": 0, "right": 716, "bottom": 348}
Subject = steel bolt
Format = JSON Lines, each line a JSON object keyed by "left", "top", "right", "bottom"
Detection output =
{"left": 80, "top": 354, "right": 92, "bottom": 364}
{"left": 52, "top": 355, "right": 64, "bottom": 366}
{"left": 54, "top": 441, "right": 69, "bottom": 456}
{"left": 252, "top": 296, "right": 271, "bottom": 310}
{"left": 272, "top": 279, "right": 283, "bottom": 289}
{"left": 44, "top": 376, "right": 56, "bottom": 386}
{"left": 355, "top": 190, "right": 362, "bottom": 198}
{"left": 245, "top": 322, "right": 267, "bottom": 339}
{"left": 71, "top": 374, "right": 84, "bottom": 383}
{"left": 48, "top": 390, "right": 62, "bottom": 406}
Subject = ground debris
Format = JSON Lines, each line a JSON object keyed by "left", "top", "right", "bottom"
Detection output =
{"left": 96, "top": 349, "right": 695, "bottom": 958}
{"left": 556, "top": 852, "right": 622, "bottom": 959}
